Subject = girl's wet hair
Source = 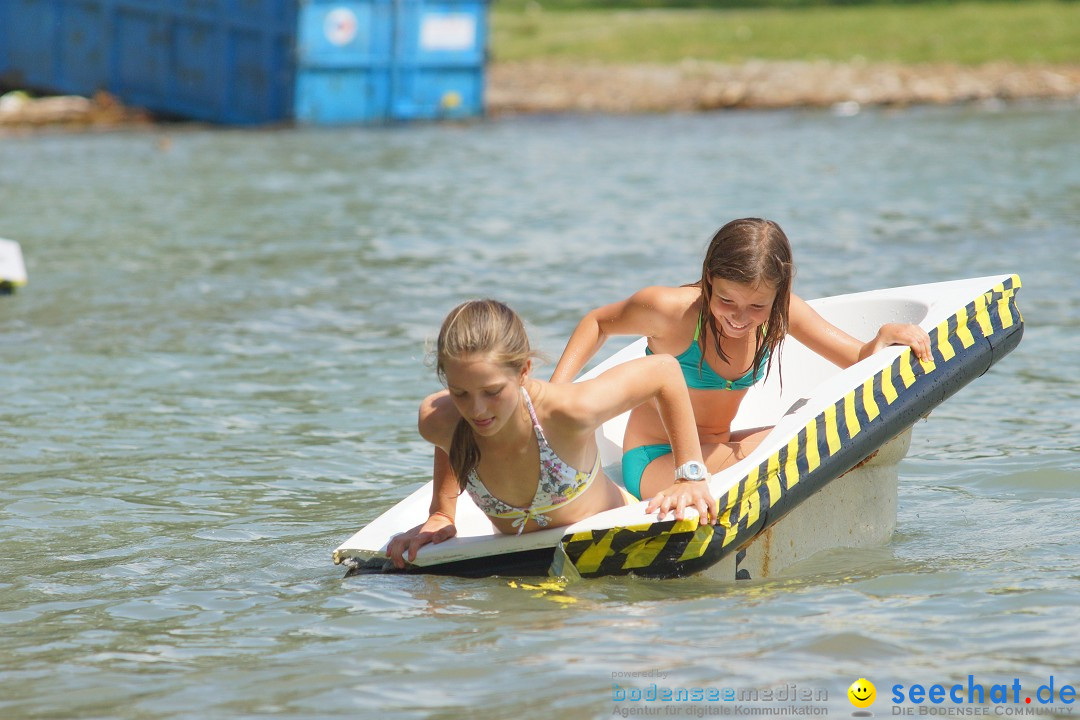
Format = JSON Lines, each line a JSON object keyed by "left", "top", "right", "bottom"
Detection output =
{"left": 436, "top": 299, "right": 533, "bottom": 488}
{"left": 697, "top": 218, "right": 794, "bottom": 380}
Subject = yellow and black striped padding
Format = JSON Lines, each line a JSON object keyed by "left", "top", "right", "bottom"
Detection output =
{"left": 551, "top": 276, "right": 1024, "bottom": 579}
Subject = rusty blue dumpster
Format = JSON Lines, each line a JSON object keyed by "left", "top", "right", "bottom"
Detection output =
{"left": 0, "top": 0, "right": 488, "bottom": 124}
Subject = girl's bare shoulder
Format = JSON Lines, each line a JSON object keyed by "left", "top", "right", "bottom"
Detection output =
{"left": 624, "top": 284, "right": 700, "bottom": 343}
{"left": 625, "top": 284, "right": 700, "bottom": 332}
{"left": 630, "top": 284, "right": 699, "bottom": 313}
{"left": 418, "top": 390, "right": 459, "bottom": 446}
{"left": 529, "top": 378, "right": 603, "bottom": 431}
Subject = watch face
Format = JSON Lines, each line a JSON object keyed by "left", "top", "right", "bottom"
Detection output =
{"left": 678, "top": 461, "right": 707, "bottom": 481}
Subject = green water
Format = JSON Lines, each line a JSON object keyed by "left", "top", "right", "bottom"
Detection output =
{"left": 1, "top": 102, "right": 1078, "bottom": 719}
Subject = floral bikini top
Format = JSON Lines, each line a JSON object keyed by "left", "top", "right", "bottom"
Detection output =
{"left": 464, "top": 387, "right": 601, "bottom": 535}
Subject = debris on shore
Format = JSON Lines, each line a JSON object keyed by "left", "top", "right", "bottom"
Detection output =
{"left": 0, "top": 89, "right": 150, "bottom": 131}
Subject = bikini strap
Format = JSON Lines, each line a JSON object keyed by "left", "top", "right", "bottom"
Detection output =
{"left": 519, "top": 386, "right": 548, "bottom": 445}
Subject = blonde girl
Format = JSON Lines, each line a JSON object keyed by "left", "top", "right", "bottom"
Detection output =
{"left": 388, "top": 299, "right": 710, "bottom": 568}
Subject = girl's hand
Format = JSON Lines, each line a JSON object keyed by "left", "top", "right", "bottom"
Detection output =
{"left": 386, "top": 514, "right": 457, "bottom": 569}
{"left": 646, "top": 482, "right": 718, "bottom": 525}
{"left": 865, "top": 323, "right": 932, "bottom": 363}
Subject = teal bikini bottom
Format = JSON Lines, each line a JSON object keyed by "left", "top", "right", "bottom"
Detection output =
{"left": 621, "top": 443, "right": 673, "bottom": 499}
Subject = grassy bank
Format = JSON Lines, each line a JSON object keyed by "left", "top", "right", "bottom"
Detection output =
{"left": 491, "top": 1, "right": 1080, "bottom": 65}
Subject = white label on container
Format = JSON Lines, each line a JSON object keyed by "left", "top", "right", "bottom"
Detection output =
{"left": 325, "top": 8, "right": 359, "bottom": 46}
{"left": 419, "top": 14, "right": 476, "bottom": 52}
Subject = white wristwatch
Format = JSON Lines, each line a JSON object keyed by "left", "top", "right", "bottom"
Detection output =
{"left": 674, "top": 460, "right": 708, "bottom": 483}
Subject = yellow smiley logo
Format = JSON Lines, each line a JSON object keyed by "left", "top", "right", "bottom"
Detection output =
{"left": 848, "top": 678, "right": 876, "bottom": 708}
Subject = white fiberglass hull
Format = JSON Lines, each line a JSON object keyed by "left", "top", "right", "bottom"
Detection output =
{"left": 334, "top": 274, "right": 1023, "bottom": 579}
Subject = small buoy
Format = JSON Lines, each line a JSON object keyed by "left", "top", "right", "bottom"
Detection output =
{"left": 0, "top": 237, "right": 28, "bottom": 293}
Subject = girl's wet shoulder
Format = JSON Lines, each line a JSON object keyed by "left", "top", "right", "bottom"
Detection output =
{"left": 418, "top": 390, "right": 459, "bottom": 443}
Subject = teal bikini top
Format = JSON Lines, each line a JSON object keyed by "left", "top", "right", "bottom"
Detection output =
{"left": 646, "top": 316, "right": 770, "bottom": 391}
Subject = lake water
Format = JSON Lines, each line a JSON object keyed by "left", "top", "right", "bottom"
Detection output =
{"left": 1, "top": 100, "right": 1078, "bottom": 720}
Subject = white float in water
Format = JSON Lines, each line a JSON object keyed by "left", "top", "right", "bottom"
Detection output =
{"left": 0, "top": 237, "right": 28, "bottom": 293}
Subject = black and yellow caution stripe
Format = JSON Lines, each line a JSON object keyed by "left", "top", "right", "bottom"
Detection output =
{"left": 551, "top": 276, "right": 1024, "bottom": 579}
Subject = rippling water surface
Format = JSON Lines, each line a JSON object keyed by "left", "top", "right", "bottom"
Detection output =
{"left": 2, "top": 102, "right": 1078, "bottom": 719}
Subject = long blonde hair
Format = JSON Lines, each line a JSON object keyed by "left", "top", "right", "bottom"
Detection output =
{"left": 435, "top": 299, "right": 534, "bottom": 488}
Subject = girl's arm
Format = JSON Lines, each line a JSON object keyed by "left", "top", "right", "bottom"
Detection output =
{"left": 428, "top": 447, "right": 460, "bottom": 521}
{"left": 387, "top": 397, "right": 461, "bottom": 568}
{"left": 550, "top": 286, "right": 685, "bottom": 383}
{"left": 555, "top": 354, "right": 716, "bottom": 524}
{"left": 788, "top": 294, "right": 932, "bottom": 368}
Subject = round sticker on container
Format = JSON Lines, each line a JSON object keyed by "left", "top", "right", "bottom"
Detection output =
{"left": 324, "top": 8, "right": 358, "bottom": 46}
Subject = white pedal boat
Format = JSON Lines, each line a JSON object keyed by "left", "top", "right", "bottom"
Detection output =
{"left": 334, "top": 274, "right": 1023, "bottom": 580}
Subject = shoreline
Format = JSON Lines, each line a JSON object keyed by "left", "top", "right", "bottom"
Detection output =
{"left": 485, "top": 60, "right": 1080, "bottom": 115}
{"left": 2, "top": 60, "right": 1078, "bottom": 131}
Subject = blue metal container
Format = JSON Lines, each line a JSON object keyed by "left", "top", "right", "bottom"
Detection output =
{"left": 0, "top": 0, "right": 487, "bottom": 124}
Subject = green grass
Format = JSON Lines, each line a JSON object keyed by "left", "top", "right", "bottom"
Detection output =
{"left": 491, "top": 1, "right": 1080, "bottom": 65}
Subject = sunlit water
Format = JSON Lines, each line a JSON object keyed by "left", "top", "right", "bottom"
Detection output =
{"left": 1, "top": 101, "right": 1078, "bottom": 719}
